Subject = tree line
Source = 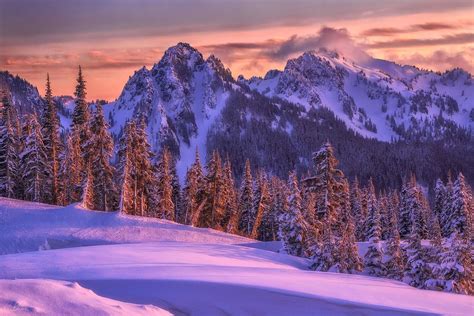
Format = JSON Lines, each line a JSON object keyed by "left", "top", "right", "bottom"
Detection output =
{"left": 0, "top": 68, "right": 472, "bottom": 295}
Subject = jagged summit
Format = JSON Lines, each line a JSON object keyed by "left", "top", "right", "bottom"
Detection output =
{"left": 104, "top": 42, "right": 237, "bottom": 180}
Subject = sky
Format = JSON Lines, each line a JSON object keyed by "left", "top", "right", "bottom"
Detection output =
{"left": 1, "top": 0, "right": 473, "bottom": 101}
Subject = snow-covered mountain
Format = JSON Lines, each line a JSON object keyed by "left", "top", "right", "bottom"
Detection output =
{"left": 104, "top": 43, "right": 235, "bottom": 179}
{"left": 0, "top": 71, "right": 44, "bottom": 115}
{"left": 1, "top": 44, "right": 473, "bottom": 186}
{"left": 241, "top": 49, "right": 473, "bottom": 141}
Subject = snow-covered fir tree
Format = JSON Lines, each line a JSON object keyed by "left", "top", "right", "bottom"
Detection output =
{"left": 379, "top": 192, "right": 391, "bottom": 240}
{"left": 20, "top": 114, "right": 50, "bottom": 202}
{"left": 134, "top": 120, "right": 156, "bottom": 216}
{"left": 65, "top": 67, "right": 90, "bottom": 202}
{"left": 199, "top": 150, "right": 225, "bottom": 229}
{"left": 364, "top": 178, "right": 378, "bottom": 240}
{"left": 310, "top": 223, "right": 337, "bottom": 271}
{"left": 169, "top": 157, "right": 182, "bottom": 222}
{"left": 279, "top": 172, "right": 308, "bottom": 257}
{"left": 41, "top": 74, "right": 61, "bottom": 204}
{"left": 81, "top": 163, "right": 94, "bottom": 210}
{"left": 398, "top": 179, "right": 411, "bottom": 238}
{"left": 251, "top": 170, "right": 270, "bottom": 239}
{"left": 71, "top": 66, "right": 90, "bottom": 152}
{"left": 59, "top": 131, "right": 83, "bottom": 205}
{"left": 117, "top": 122, "right": 134, "bottom": 214}
{"left": 184, "top": 149, "right": 205, "bottom": 226}
{"left": 434, "top": 231, "right": 473, "bottom": 295}
{"left": 434, "top": 179, "right": 446, "bottom": 232}
{"left": 350, "top": 177, "right": 366, "bottom": 241}
{"left": 403, "top": 194, "right": 431, "bottom": 288}
{"left": 386, "top": 190, "right": 400, "bottom": 239}
{"left": 303, "top": 142, "right": 344, "bottom": 227}
{"left": 86, "top": 103, "right": 116, "bottom": 211}
{"left": 440, "top": 174, "right": 454, "bottom": 237}
{"left": 364, "top": 184, "right": 385, "bottom": 277}
{"left": 117, "top": 120, "right": 155, "bottom": 216}
{"left": 336, "top": 178, "right": 362, "bottom": 273}
{"left": 155, "top": 147, "right": 175, "bottom": 220}
{"left": 259, "top": 176, "right": 287, "bottom": 241}
{"left": 238, "top": 159, "right": 255, "bottom": 236}
{"left": 222, "top": 158, "right": 239, "bottom": 233}
{"left": 449, "top": 173, "right": 472, "bottom": 236}
{"left": 0, "top": 94, "right": 19, "bottom": 198}
{"left": 384, "top": 210, "right": 404, "bottom": 280}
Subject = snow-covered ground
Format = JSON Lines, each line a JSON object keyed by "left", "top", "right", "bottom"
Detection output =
{"left": 0, "top": 198, "right": 472, "bottom": 315}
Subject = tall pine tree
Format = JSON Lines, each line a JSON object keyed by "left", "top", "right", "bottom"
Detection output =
{"left": 41, "top": 74, "right": 61, "bottom": 204}
{"left": 86, "top": 103, "right": 116, "bottom": 211}
{"left": 20, "top": 114, "right": 50, "bottom": 202}
{"left": 238, "top": 159, "right": 254, "bottom": 235}
{"left": 279, "top": 172, "right": 308, "bottom": 257}
{"left": 0, "top": 94, "right": 19, "bottom": 198}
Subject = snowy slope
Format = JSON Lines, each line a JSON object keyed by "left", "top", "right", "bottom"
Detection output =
{"left": 1, "top": 198, "right": 472, "bottom": 315}
{"left": 0, "top": 279, "right": 170, "bottom": 316}
{"left": 243, "top": 49, "right": 473, "bottom": 141}
{"left": 0, "top": 198, "right": 250, "bottom": 255}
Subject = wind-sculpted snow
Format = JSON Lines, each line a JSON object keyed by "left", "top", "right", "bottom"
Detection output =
{"left": 0, "top": 279, "right": 170, "bottom": 316}
{"left": 0, "top": 198, "right": 472, "bottom": 315}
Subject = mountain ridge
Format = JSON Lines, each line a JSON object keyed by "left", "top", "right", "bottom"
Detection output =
{"left": 0, "top": 44, "right": 472, "bottom": 188}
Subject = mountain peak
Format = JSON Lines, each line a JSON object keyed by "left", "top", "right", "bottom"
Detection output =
{"left": 159, "top": 42, "right": 204, "bottom": 67}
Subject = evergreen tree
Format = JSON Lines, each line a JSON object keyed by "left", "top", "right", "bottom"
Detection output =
{"left": 403, "top": 195, "right": 430, "bottom": 288}
{"left": 364, "top": 185, "right": 385, "bottom": 277}
{"left": 251, "top": 170, "right": 270, "bottom": 239}
{"left": 441, "top": 174, "right": 454, "bottom": 237}
{"left": 260, "top": 176, "right": 287, "bottom": 241}
{"left": 222, "top": 158, "right": 238, "bottom": 232}
{"left": 155, "top": 147, "right": 175, "bottom": 220}
{"left": 238, "top": 159, "right": 254, "bottom": 235}
{"left": 117, "top": 122, "right": 135, "bottom": 214}
{"left": 449, "top": 173, "right": 472, "bottom": 236}
{"left": 398, "top": 180, "right": 411, "bottom": 238}
{"left": 337, "top": 179, "right": 363, "bottom": 273}
{"left": 384, "top": 210, "right": 404, "bottom": 280}
{"left": 184, "top": 149, "right": 205, "bottom": 226}
{"left": 117, "top": 120, "right": 155, "bottom": 216}
{"left": 65, "top": 66, "right": 90, "bottom": 202}
{"left": 303, "top": 142, "right": 344, "bottom": 227}
{"left": 71, "top": 66, "right": 89, "bottom": 146}
{"left": 87, "top": 103, "right": 116, "bottom": 211}
{"left": 20, "top": 114, "right": 50, "bottom": 202}
{"left": 279, "top": 172, "right": 308, "bottom": 257}
{"left": 379, "top": 192, "right": 391, "bottom": 240}
{"left": 81, "top": 163, "right": 94, "bottom": 209}
{"left": 351, "top": 177, "right": 366, "bottom": 241}
{"left": 434, "top": 179, "right": 446, "bottom": 233}
{"left": 199, "top": 151, "right": 225, "bottom": 228}
{"left": 135, "top": 120, "right": 156, "bottom": 216}
{"left": 424, "top": 212, "right": 444, "bottom": 291}
{"left": 386, "top": 190, "right": 400, "bottom": 240}
{"left": 41, "top": 74, "right": 61, "bottom": 204}
{"left": 0, "top": 94, "right": 19, "bottom": 198}
{"left": 364, "top": 178, "right": 378, "bottom": 240}
{"left": 435, "top": 232, "right": 473, "bottom": 295}
{"left": 59, "top": 130, "right": 83, "bottom": 204}
{"left": 169, "top": 157, "right": 182, "bottom": 222}
{"left": 310, "top": 223, "right": 336, "bottom": 271}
